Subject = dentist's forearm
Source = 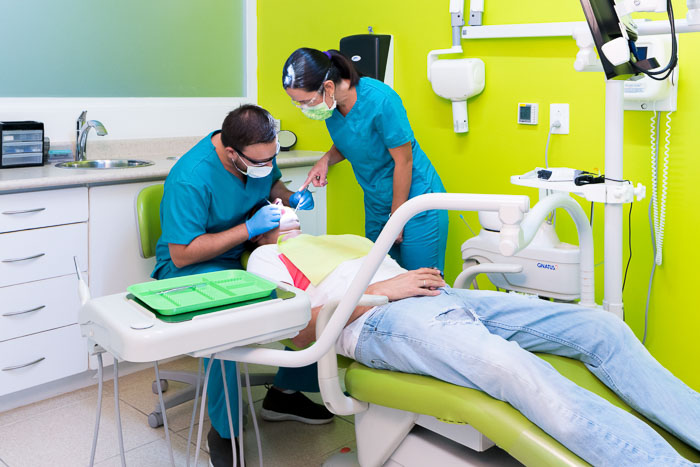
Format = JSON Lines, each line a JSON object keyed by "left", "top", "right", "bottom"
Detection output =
{"left": 270, "top": 179, "right": 294, "bottom": 205}
{"left": 168, "top": 224, "right": 249, "bottom": 268}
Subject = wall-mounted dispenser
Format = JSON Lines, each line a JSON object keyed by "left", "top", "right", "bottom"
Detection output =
{"left": 339, "top": 34, "right": 394, "bottom": 88}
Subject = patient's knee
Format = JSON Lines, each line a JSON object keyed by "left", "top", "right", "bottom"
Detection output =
{"left": 586, "top": 312, "right": 637, "bottom": 365}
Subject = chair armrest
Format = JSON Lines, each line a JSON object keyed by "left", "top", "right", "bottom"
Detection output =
{"left": 453, "top": 263, "right": 523, "bottom": 289}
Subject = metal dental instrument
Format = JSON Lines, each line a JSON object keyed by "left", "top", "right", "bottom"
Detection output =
{"left": 294, "top": 186, "right": 309, "bottom": 213}
{"left": 157, "top": 283, "right": 205, "bottom": 295}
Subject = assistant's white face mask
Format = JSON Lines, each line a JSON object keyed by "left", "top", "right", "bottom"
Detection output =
{"left": 300, "top": 90, "right": 337, "bottom": 121}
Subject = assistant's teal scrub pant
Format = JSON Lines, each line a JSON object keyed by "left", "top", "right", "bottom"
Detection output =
{"left": 158, "top": 259, "right": 319, "bottom": 439}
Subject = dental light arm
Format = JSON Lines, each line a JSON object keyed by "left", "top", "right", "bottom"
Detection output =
{"left": 499, "top": 194, "right": 596, "bottom": 307}
{"left": 217, "top": 193, "right": 530, "bottom": 369}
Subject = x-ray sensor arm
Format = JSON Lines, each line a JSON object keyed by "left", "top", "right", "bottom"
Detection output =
{"left": 426, "top": 0, "right": 466, "bottom": 79}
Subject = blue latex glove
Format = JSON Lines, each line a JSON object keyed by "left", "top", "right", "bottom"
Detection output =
{"left": 289, "top": 188, "right": 315, "bottom": 211}
{"left": 245, "top": 205, "right": 281, "bottom": 238}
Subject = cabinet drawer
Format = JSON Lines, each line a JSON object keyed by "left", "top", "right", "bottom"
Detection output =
{"left": 0, "top": 275, "right": 82, "bottom": 342}
{"left": 0, "top": 324, "right": 87, "bottom": 396}
{"left": 0, "top": 187, "right": 88, "bottom": 233}
{"left": 0, "top": 223, "right": 87, "bottom": 287}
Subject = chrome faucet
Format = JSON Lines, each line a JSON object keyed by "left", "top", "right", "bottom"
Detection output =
{"left": 75, "top": 111, "right": 108, "bottom": 161}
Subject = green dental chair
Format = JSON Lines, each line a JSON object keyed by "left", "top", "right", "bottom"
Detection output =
{"left": 326, "top": 278, "right": 700, "bottom": 466}
{"left": 134, "top": 183, "right": 275, "bottom": 428}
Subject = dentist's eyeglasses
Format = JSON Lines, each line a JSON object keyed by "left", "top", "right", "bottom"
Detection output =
{"left": 234, "top": 142, "right": 280, "bottom": 166}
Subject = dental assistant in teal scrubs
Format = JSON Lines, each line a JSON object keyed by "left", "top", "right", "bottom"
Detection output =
{"left": 282, "top": 48, "right": 448, "bottom": 271}
{"left": 152, "top": 105, "right": 330, "bottom": 466}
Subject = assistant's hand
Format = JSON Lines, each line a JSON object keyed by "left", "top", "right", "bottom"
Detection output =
{"left": 303, "top": 155, "right": 330, "bottom": 188}
{"left": 289, "top": 189, "right": 315, "bottom": 211}
{"left": 367, "top": 268, "right": 445, "bottom": 301}
{"left": 245, "top": 205, "right": 281, "bottom": 239}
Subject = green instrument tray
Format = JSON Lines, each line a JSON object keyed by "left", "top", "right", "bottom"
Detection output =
{"left": 127, "top": 287, "right": 296, "bottom": 323}
{"left": 127, "top": 270, "right": 277, "bottom": 315}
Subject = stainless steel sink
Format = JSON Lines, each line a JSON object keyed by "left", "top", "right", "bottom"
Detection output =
{"left": 56, "top": 159, "right": 154, "bottom": 169}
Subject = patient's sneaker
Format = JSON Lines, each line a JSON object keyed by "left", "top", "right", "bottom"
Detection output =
{"left": 260, "top": 386, "right": 334, "bottom": 424}
{"left": 207, "top": 427, "right": 241, "bottom": 467}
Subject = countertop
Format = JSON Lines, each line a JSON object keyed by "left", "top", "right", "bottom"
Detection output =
{"left": 0, "top": 137, "right": 323, "bottom": 193}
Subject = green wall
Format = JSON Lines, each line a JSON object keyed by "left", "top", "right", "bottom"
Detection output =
{"left": 0, "top": 0, "right": 245, "bottom": 97}
{"left": 257, "top": 1, "right": 700, "bottom": 390}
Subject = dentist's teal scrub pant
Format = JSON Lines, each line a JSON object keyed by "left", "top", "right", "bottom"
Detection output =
{"left": 326, "top": 77, "right": 448, "bottom": 270}
{"left": 153, "top": 132, "right": 319, "bottom": 439}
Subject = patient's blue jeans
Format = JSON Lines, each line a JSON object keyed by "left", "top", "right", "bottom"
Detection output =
{"left": 354, "top": 287, "right": 700, "bottom": 466}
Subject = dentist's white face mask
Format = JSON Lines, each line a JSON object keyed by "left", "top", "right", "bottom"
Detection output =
{"left": 238, "top": 158, "right": 273, "bottom": 178}
{"left": 232, "top": 141, "right": 279, "bottom": 178}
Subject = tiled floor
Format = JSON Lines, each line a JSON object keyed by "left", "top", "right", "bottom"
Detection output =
{"left": 0, "top": 357, "right": 356, "bottom": 467}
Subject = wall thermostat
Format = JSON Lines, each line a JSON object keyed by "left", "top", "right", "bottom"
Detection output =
{"left": 517, "top": 103, "right": 538, "bottom": 125}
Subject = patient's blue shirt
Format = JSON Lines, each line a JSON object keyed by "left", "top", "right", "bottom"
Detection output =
{"left": 152, "top": 131, "right": 281, "bottom": 279}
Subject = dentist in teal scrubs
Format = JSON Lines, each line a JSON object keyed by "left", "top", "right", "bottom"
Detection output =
{"left": 153, "top": 105, "right": 331, "bottom": 466}
{"left": 282, "top": 48, "right": 448, "bottom": 271}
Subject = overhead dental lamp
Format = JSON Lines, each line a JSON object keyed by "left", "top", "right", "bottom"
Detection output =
{"left": 579, "top": 0, "right": 678, "bottom": 80}
{"left": 428, "top": 57, "right": 485, "bottom": 133}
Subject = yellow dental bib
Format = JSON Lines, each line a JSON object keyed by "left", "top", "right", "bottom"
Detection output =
{"left": 278, "top": 234, "right": 374, "bottom": 285}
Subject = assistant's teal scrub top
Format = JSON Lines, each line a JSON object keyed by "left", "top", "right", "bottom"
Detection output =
{"left": 325, "top": 77, "right": 444, "bottom": 222}
{"left": 152, "top": 131, "right": 281, "bottom": 279}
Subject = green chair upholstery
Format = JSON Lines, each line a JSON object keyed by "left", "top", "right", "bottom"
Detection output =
{"left": 344, "top": 353, "right": 700, "bottom": 466}
{"left": 135, "top": 184, "right": 164, "bottom": 259}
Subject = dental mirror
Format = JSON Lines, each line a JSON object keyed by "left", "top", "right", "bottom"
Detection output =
{"left": 278, "top": 130, "right": 297, "bottom": 151}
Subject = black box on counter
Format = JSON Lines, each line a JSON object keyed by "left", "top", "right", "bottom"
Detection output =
{"left": 0, "top": 121, "right": 45, "bottom": 169}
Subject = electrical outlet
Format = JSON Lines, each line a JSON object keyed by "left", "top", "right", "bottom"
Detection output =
{"left": 550, "top": 103, "right": 569, "bottom": 134}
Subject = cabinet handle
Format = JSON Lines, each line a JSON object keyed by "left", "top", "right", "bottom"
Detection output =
{"left": 2, "top": 207, "right": 46, "bottom": 215}
{"left": 2, "top": 305, "right": 46, "bottom": 317}
{"left": 2, "top": 357, "right": 45, "bottom": 371}
{"left": 2, "top": 253, "right": 45, "bottom": 263}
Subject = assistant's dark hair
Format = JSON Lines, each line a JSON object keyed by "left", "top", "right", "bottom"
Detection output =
{"left": 282, "top": 48, "right": 360, "bottom": 91}
{"left": 220, "top": 104, "right": 277, "bottom": 150}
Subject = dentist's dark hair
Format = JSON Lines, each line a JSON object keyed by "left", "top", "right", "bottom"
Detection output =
{"left": 282, "top": 48, "right": 360, "bottom": 91}
{"left": 221, "top": 104, "right": 277, "bottom": 150}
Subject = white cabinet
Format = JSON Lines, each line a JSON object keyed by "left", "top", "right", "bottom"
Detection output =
{"left": 279, "top": 166, "right": 327, "bottom": 235}
{"left": 0, "top": 187, "right": 89, "bottom": 396}
{"left": 88, "top": 182, "right": 159, "bottom": 298}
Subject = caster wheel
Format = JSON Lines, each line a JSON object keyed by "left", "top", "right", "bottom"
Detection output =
{"left": 152, "top": 379, "right": 169, "bottom": 394}
{"left": 148, "top": 411, "right": 164, "bottom": 428}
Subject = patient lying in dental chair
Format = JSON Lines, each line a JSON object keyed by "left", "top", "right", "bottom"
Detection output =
{"left": 246, "top": 220, "right": 700, "bottom": 467}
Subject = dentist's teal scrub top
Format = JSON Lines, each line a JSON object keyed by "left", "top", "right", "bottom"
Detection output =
{"left": 152, "top": 131, "right": 281, "bottom": 279}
